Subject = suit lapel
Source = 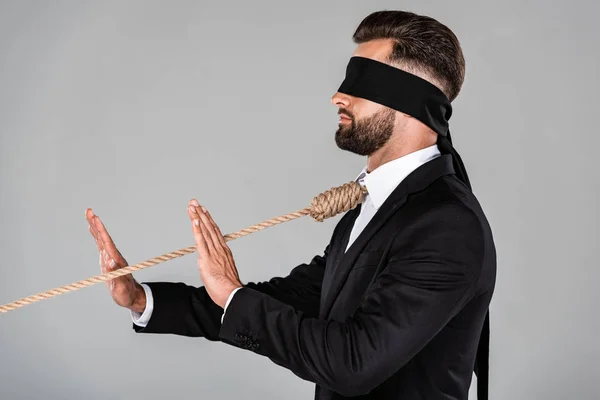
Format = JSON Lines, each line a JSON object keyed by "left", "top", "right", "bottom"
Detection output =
{"left": 320, "top": 188, "right": 408, "bottom": 318}
{"left": 319, "top": 204, "right": 360, "bottom": 314}
{"left": 320, "top": 154, "right": 456, "bottom": 319}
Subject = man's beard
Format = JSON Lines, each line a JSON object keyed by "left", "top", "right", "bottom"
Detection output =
{"left": 335, "top": 107, "right": 396, "bottom": 156}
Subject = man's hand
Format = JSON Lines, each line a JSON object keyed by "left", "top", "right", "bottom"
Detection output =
{"left": 187, "top": 199, "right": 243, "bottom": 308}
{"left": 85, "top": 208, "right": 146, "bottom": 313}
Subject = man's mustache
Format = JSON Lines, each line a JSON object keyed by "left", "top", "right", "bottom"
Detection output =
{"left": 338, "top": 110, "right": 353, "bottom": 119}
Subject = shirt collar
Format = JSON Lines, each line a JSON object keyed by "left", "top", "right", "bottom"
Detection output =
{"left": 355, "top": 144, "right": 441, "bottom": 210}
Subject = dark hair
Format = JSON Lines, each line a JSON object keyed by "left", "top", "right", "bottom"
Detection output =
{"left": 353, "top": 10, "right": 465, "bottom": 102}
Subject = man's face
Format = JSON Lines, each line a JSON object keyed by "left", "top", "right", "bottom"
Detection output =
{"left": 332, "top": 39, "right": 402, "bottom": 156}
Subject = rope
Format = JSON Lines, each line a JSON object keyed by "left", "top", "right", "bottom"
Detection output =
{"left": 0, "top": 181, "right": 368, "bottom": 314}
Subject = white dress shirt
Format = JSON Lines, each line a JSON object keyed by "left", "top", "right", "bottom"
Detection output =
{"left": 131, "top": 144, "right": 441, "bottom": 327}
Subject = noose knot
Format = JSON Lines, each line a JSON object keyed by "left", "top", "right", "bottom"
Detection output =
{"left": 309, "top": 181, "right": 368, "bottom": 222}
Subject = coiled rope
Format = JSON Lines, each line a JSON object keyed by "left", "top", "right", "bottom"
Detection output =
{"left": 0, "top": 181, "right": 367, "bottom": 314}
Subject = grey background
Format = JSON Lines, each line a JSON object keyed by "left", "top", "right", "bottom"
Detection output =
{"left": 0, "top": 1, "right": 598, "bottom": 399}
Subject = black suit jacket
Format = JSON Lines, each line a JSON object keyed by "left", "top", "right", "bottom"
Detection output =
{"left": 133, "top": 154, "right": 496, "bottom": 400}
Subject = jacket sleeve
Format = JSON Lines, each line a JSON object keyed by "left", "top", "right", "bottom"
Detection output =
{"left": 132, "top": 245, "right": 329, "bottom": 340}
{"left": 217, "top": 203, "right": 484, "bottom": 397}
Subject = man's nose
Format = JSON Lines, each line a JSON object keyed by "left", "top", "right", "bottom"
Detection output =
{"left": 331, "top": 91, "right": 351, "bottom": 107}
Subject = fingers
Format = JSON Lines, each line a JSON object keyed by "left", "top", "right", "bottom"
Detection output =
{"left": 201, "top": 207, "right": 228, "bottom": 249}
{"left": 85, "top": 208, "right": 95, "bottom": 229}
{"left": 192, "top": 202, "right": 240, "bottom": 282}
{"left": 93, "top": 214, "right": 126, "bottom": 266}
{"left": 87, "top": 209, "right": 108, "bottom": 272}
{"left": 190, "top": 200, "right": 225, "bottom": 253}
{"left": 101, "top": 245, "right": 113, "bottom": 274}
{"left": 89, "top": 223, "right": 103, "bottom": 253}
{"left": 86, "top": 208, "right": 125, "bottom": 272}
{"left": 86, "top": 209, "right": 102, "bottom": 247}
{"left": 188, "top": 201, "right": 210, "bottom": 257}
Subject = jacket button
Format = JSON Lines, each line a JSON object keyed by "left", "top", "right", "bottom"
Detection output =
{"left": 251, "top": 342, "right": 259, "bottom": 350}
{"left": 234, "top": 333, "right": 242, "bottom": 341}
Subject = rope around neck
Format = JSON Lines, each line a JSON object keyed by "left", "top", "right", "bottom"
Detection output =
{"left": 0, "top": 181, "right": 367, "bottom": 314}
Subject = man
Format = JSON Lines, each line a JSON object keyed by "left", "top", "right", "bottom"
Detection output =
{"left": 86, "top": 10, "right": 496, "bottom": 400}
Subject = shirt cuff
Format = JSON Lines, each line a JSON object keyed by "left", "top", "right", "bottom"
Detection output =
{"left": 130, "top": 283, "right": 154, "bottom": 327}
{"left": 221, "top": 286, "right": 243, "bottom": 324}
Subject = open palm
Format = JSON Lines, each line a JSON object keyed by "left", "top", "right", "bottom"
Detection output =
{"left": 85, "top": 208, "right": 144, "bottom": 311}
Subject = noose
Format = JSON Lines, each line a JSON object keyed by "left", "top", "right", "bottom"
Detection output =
{"left": 0, "top": 181, "right": 368, "bottom": 314}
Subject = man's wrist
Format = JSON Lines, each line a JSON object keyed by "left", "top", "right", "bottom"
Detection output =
{"left": 218, "top": 283, "right": 243, "bottom": 308}
{"left": 129, "top": 284, "right": 147, "bottom": 314}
